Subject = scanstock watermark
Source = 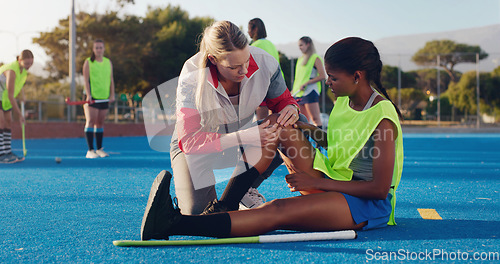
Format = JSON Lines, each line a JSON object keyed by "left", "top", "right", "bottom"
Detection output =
{"left": 366, "top": 248, "right": 499, "bottom": 261}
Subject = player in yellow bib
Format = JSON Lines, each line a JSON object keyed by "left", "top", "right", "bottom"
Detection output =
{"left": 140, "top": 37, "right": 404, "bottom": 240}
{"left": 248, "top": 18, "right": 282, "bottom": 121}
{"left": 0, "top": 50, "right": 33, "bottom": 163}
{"left": 82, "top": 39, "right": 115, "bottom": 159}
{"left": 291, "top": 37, "right": 326, "bottom": 129}
{"left": 244, "top": 17, "right": 287, "bottom": 210}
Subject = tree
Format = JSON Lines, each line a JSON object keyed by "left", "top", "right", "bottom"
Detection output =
{"left": 387, "top": 87, "right": 426, "bottom": 118}
{"left": 446, "top": 70, "right": 500, "bottom": 115}
{"left": 116, "top": 0, "right": 135, "bottom": 6}
{"left": 412, "top": 40, "right": 488, "bottom": 82}
{"left": 409, "top": 68, "right": 453, "bottom": 95}
{"left": 426, "top": 94, "right": 453, "bottom": 119}
{"left": 381, "top": 65, "right": 416, "bottom": 89}
{"left": 482, "top": 66, "right": 500, "bottom": 119}
{"left": 23, "top": 74, "right": 77, "bottom": 101}
{"left": 80, "top": 12, "right": 152, "bottom": 94}
{"left": 492, "top": 66, "right": 500, "bottom": 77}
{"left": 34, "top": 11, "right": 149, "bottom": 93}
{"left": 33, "top": 5, "right": 213, "bottom": 98}
{"left": 141, "top": 6, "right": 213, "bottom": 89}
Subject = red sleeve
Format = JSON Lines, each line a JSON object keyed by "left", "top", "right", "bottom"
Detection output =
{"left": 177, "top": 107, "right": 223, "bottom": 154}
{"left": 265, "top": 88, "right": 299, "bottom": 113}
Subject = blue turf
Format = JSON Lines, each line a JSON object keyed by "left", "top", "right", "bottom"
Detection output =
{"left": 1, "top": 134, "right": 499, "bottom": 263}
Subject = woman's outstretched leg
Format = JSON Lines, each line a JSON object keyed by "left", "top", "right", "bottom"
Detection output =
{"left": 141, "top": 170, "right": 364, "bottom": 240}
{"left": 186, "top": 192, "right": 363, "bottom": 238}
{"left": 229, "top": 192, "right": 366, "bottom": 237}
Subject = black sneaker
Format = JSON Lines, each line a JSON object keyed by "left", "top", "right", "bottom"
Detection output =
{"left": 140, "top": 170, "right": 182, "bottom": 240}
{"left": 7, "top": 152, "right": 24, "bottom": 162}
{"left": 200, "top": 199, "right": 231, "bottom": 215}
{"left": 0, "top": 153, "right": 19, "bottom": 164}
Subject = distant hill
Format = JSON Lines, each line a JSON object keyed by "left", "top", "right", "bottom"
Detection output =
{"left": 276, "top": 24, "right": 500, "bottom": 73}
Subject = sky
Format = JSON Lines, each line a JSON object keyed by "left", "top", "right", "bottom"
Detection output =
{"left": 1, "top": 0, "right": 499, "bottom": 66}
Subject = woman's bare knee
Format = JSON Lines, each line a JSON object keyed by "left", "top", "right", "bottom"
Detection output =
{"left": 259, "top": 198, "right": 290, "bottom": 216}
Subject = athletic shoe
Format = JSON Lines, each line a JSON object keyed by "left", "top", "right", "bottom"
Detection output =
{"left": 0, "top": 153, "right": 18, "bottom": 164}
{"left": 11, "top": 153, "right": 25, "bottom": 162}
{"left": 95, "top": 148, "right": 109, "bottom": 158}
{"left": 200, "top": 199, "right": 231, "bottom": 215}
{"left": 86, "top": 150, "right": 99, "bottom": 159}
{"left": 5, "top": 152, "right": 23, "bottom": 163}
{"left": 239, "top": 187, "right": 267, "bottom": 210}
{"left": 141, "top": 170, "right": 182, "bottom": 240}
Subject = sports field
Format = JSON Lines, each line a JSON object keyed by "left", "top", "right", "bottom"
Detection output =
{"left": 1, "top": 132, "right": 499, "bottom": 263}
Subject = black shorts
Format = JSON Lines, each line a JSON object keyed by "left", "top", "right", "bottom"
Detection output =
{"left": 0, "top": 100, "right": 8, "bottom": 112}
{"left": 294, "top": 90, "right": 319, "bottom": 105}
{"left": 89, "top": 101, "right": 109, "bottom": 110}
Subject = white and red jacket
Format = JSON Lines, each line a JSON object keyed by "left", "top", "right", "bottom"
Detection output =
{"left": 170, "top": 46, "right": 297, "bottom": 156}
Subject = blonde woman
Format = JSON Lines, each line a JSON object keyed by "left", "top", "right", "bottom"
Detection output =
{"left": 167, "top": 21, "right": 300, "bottom": 215}
{"left": 0, "top": 50, "right": 33, "bottom": 163}
{"left": 291, "top": 36, "right": 326, "bottom": 129}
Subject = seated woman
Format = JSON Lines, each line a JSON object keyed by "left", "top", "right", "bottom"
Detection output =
{"left": 140, "top": 37, "right": 404, "bottom": 240}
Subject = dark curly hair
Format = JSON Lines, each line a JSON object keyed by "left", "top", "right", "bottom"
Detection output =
{"left": 325, "top": 37, "right": 402, "bottom": 118}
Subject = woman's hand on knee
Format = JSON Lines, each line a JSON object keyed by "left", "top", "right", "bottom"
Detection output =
{"left": 241, "top": 119, "right": 281, "bottom": 147}
{"left": 277, "top": 105, "right": 300, "bottom": 127}
{"left": 285, "top": 172, "right": 321, "bottom": 193}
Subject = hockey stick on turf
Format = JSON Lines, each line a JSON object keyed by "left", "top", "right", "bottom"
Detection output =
{"left": 65, "top": 97, "right": 110, "bottom": 105}
{"left": 21, "top": 101, "right": 27, "bottom": 157}
{"left": 113, "top": 230, "right": 357, "bottom": 247}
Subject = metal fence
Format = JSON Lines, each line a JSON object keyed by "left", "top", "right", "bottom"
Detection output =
{"left": 22, "top": 97, "right": 143, "bottom": 123}
{"left": 21, "top": 51, "right": 499, "bottom": 128}
{"left": 289, "top": 51, "right": 500, "bottom": 127}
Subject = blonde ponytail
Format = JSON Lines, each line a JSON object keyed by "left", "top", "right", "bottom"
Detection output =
{"left": 195, "top": 21, "right": 248, "bottom": 131}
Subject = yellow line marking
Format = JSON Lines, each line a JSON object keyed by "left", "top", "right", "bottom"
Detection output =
{"left": 417, "top": 208, "right": 442, "bottom": 220}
